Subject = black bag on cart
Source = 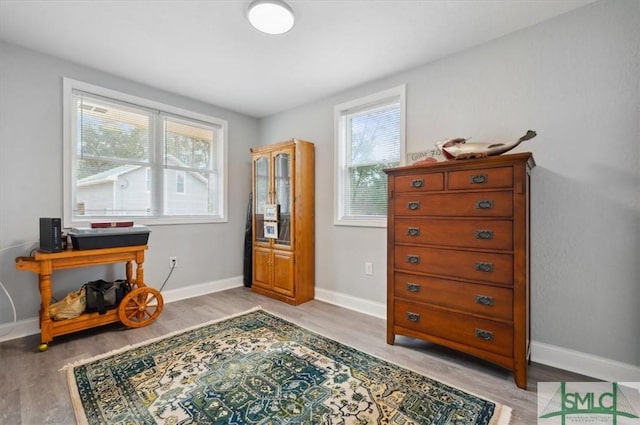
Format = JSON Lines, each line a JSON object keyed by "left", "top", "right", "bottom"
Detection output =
{"left": 84, "top": 279, "right": 131, "bottom": 315}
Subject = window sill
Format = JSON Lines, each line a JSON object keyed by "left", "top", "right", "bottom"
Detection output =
{"left": 66, "top": 216, "right": 228, "bottom": 228}
{"left": 333, "top": 218, "right": 387, "bottom": 228}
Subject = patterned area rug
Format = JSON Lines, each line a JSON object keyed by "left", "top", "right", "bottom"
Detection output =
{"left": 66, "top": 307, "right": 511, "bottom": 424}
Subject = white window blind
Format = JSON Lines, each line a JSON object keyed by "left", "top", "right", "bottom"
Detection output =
{"left": 346, "top": 103, "right": 401, "bottom": 216}
{"left": 75, "top": 93, "right": 153, "bottom": 217}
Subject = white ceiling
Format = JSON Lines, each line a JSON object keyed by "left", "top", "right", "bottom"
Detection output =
{"left": 0, "top": 0, "right": 595, "bottom": 118}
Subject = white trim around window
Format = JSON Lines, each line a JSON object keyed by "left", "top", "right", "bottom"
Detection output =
{"left": 333, "top": 85, "right": 406, "bottom": 227}
{"left": 62, "top": 78, "right": 229, "bottom": 227}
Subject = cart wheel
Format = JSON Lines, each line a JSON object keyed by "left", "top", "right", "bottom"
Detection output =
{"left": 118, "top": 287, "right": 163, "bottom": 328}
{"left": 38, "top": 343, "right": 48, "bottom": 352}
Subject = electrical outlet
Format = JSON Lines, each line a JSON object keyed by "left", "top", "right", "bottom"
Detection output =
{"left": 365, "top": 262, "right": 373, "bottom": 275}
{"left": 169, "top": 256, "right": 178, "bottom": 268}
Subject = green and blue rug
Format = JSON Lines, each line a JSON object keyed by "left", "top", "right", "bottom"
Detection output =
{"left": 66, "top": 307, "right": 510, "bottom": 424}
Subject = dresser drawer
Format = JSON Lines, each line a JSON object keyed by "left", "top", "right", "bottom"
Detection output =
{"left": 395, "top": 218, "right": 513, "bottom": 250}
{"left": 394, "top": 173, "right": 444, "bottom": 193}
{"left": 394, "top": 245, "right": 513, "bottom": 285}
{"left": 447, "top": 166, "right": 513, "bottom": 190}
{"left": 394, "top": 300, "right": 513, "bottom": 357}
{"left": 393, "top": 272, "right": 513, "bottom": 320}
{"left": 393, "top": 191, "right": 513, "bottom": 217}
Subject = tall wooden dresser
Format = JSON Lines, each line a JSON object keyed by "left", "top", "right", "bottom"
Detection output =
{"left": 384, "top": 153, "right": 534, "bottom": 389}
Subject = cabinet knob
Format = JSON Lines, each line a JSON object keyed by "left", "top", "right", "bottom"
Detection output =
{"left": 406, "top": 312, "right": 420, "bottom": 322}
{"left": 406, "top": 282, "right": 421, "bottom": 292}
{"left": 475, "top": 328, "right": 494, "bottom": 341}
{"left": 475, "top": 200, "right": 494, "bottom": 210}
{"left": 470, "top": 174, "right": 488, "bottom": 184}
{"left": 406, "top": 255, "right": 421, "bottom": 264}
{"left": 411, "top": 179, "right": 424, "bottom": 188}
{"left": 475, "top": 230, "right": 494, "bottom": 240}
{"left": 475, "top": 295, "right": 494, "bottom": 306}
{"left": 407, "top": 201, "right": 420, "bottom": 211}
{"left": 475, "top": 262, "right": 494, "bottom": 273}
{"left": 407, "top": 227, "right": 420, "bottom": 237}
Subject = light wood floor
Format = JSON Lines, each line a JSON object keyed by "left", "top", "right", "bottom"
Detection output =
{"left": 0, "top": 286, "right": 592, "bottom": 424}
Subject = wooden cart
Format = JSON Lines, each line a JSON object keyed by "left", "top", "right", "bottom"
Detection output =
{"left": 15, "top": 245, "right": 163, "bottom": 351}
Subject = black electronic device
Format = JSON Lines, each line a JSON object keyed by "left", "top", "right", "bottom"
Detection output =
{"left": 39, "top": 217, "right": 63, "bottom": 253}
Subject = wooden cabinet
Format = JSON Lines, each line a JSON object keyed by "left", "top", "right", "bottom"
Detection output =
{"left": 384, "top": 153, "right": 535, "bottom": 389}
{"left": 250, "top": 139, "right": 314, "bottom": 305}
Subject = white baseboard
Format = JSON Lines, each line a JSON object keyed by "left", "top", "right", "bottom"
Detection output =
{"left": 0, "top": 316, "right": 39, "bottom": 343}
{"left": 314, "top": 287, "right": 386, "bottom": 319}
{"left": 530, "top": 340, "right": 640, "bottom": 382}
{"left": 0, "top": 276, "right": 245, "bottom": 343}
{"left": 2, "top": 282, "right": 638, "bottom": 383}
{"left": 159, "top": 275, "right": 244, "bottom": 304}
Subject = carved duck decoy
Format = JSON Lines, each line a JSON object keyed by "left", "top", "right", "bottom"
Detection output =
{"left": 436, "top": 130, "right": 537, "bottom": 160}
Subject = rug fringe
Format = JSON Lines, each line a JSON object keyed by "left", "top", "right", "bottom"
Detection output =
{"left": 491, "top": 404, "right": 512, "bottom": 425}
{"left": 67, "top": 368, "right": 89, "bottom": 425}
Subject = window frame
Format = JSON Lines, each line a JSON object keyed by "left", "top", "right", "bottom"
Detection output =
{"left": 63, "top": 78, "right": 228, "bottom": 227}
{"left": 333, "top": 85, "right": 406, "bottom": 227}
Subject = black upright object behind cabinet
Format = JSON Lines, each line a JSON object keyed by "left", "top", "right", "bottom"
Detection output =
{"left": 243, "top": 192, "right": 253, "bottom": 287}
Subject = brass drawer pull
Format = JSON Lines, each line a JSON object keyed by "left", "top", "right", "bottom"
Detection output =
{"left": 470, "top": 174, "right": 488, "bottom": 184}
{"left": 475, "top": 262, "right": 494, "bottom": 273}
{"left": 475, "top": 328, "right": 493, "bottom": 341}
{"left": 476, "top": 200, "right": 494, "bottom": 210}
{"left": 406, "top": 312, "right": 420, "bottom": 322}
{"left": 407, "top": 227, "right": 420, "bottom": 237}
{"left": 475, "top": 295, "right": 494, "bottom": 306}
{"left": 475, "top": 230, "right": 494, "bottom": 240}
{"left": 407, "top": 201, "right": 420, "bottom": 210}
{"left": 411, "top": 179, "right": 424, "bottom": 188}
{"left": 406, "top": 282, "right": 421, "bottom": 292}
{"left": 406, "top": 255, "right": 420, "bottom": 264}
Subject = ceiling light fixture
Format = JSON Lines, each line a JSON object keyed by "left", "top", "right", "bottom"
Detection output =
{"left": 247, "top": 0, "right": 295, "bottom": 35}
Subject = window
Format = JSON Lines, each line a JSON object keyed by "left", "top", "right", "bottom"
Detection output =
{"left": 334, "top": 85, "right": 405, "bottom": 227}
{"left": 63, "top": 79, "right": 228, "bottom": 226}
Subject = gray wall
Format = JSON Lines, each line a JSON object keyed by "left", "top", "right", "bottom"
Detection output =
{"left": 0, "top": 41, "right": 257, "bottom": 322}
{"left": 259, "top": 0, "right": 640, "bottom": 367}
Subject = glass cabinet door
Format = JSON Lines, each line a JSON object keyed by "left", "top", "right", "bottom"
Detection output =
{"left": 254, "top": 155, "right": 269, "bottom": 243}
{"left": 273, "top": 152, "right": 291, "bottom": 247}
